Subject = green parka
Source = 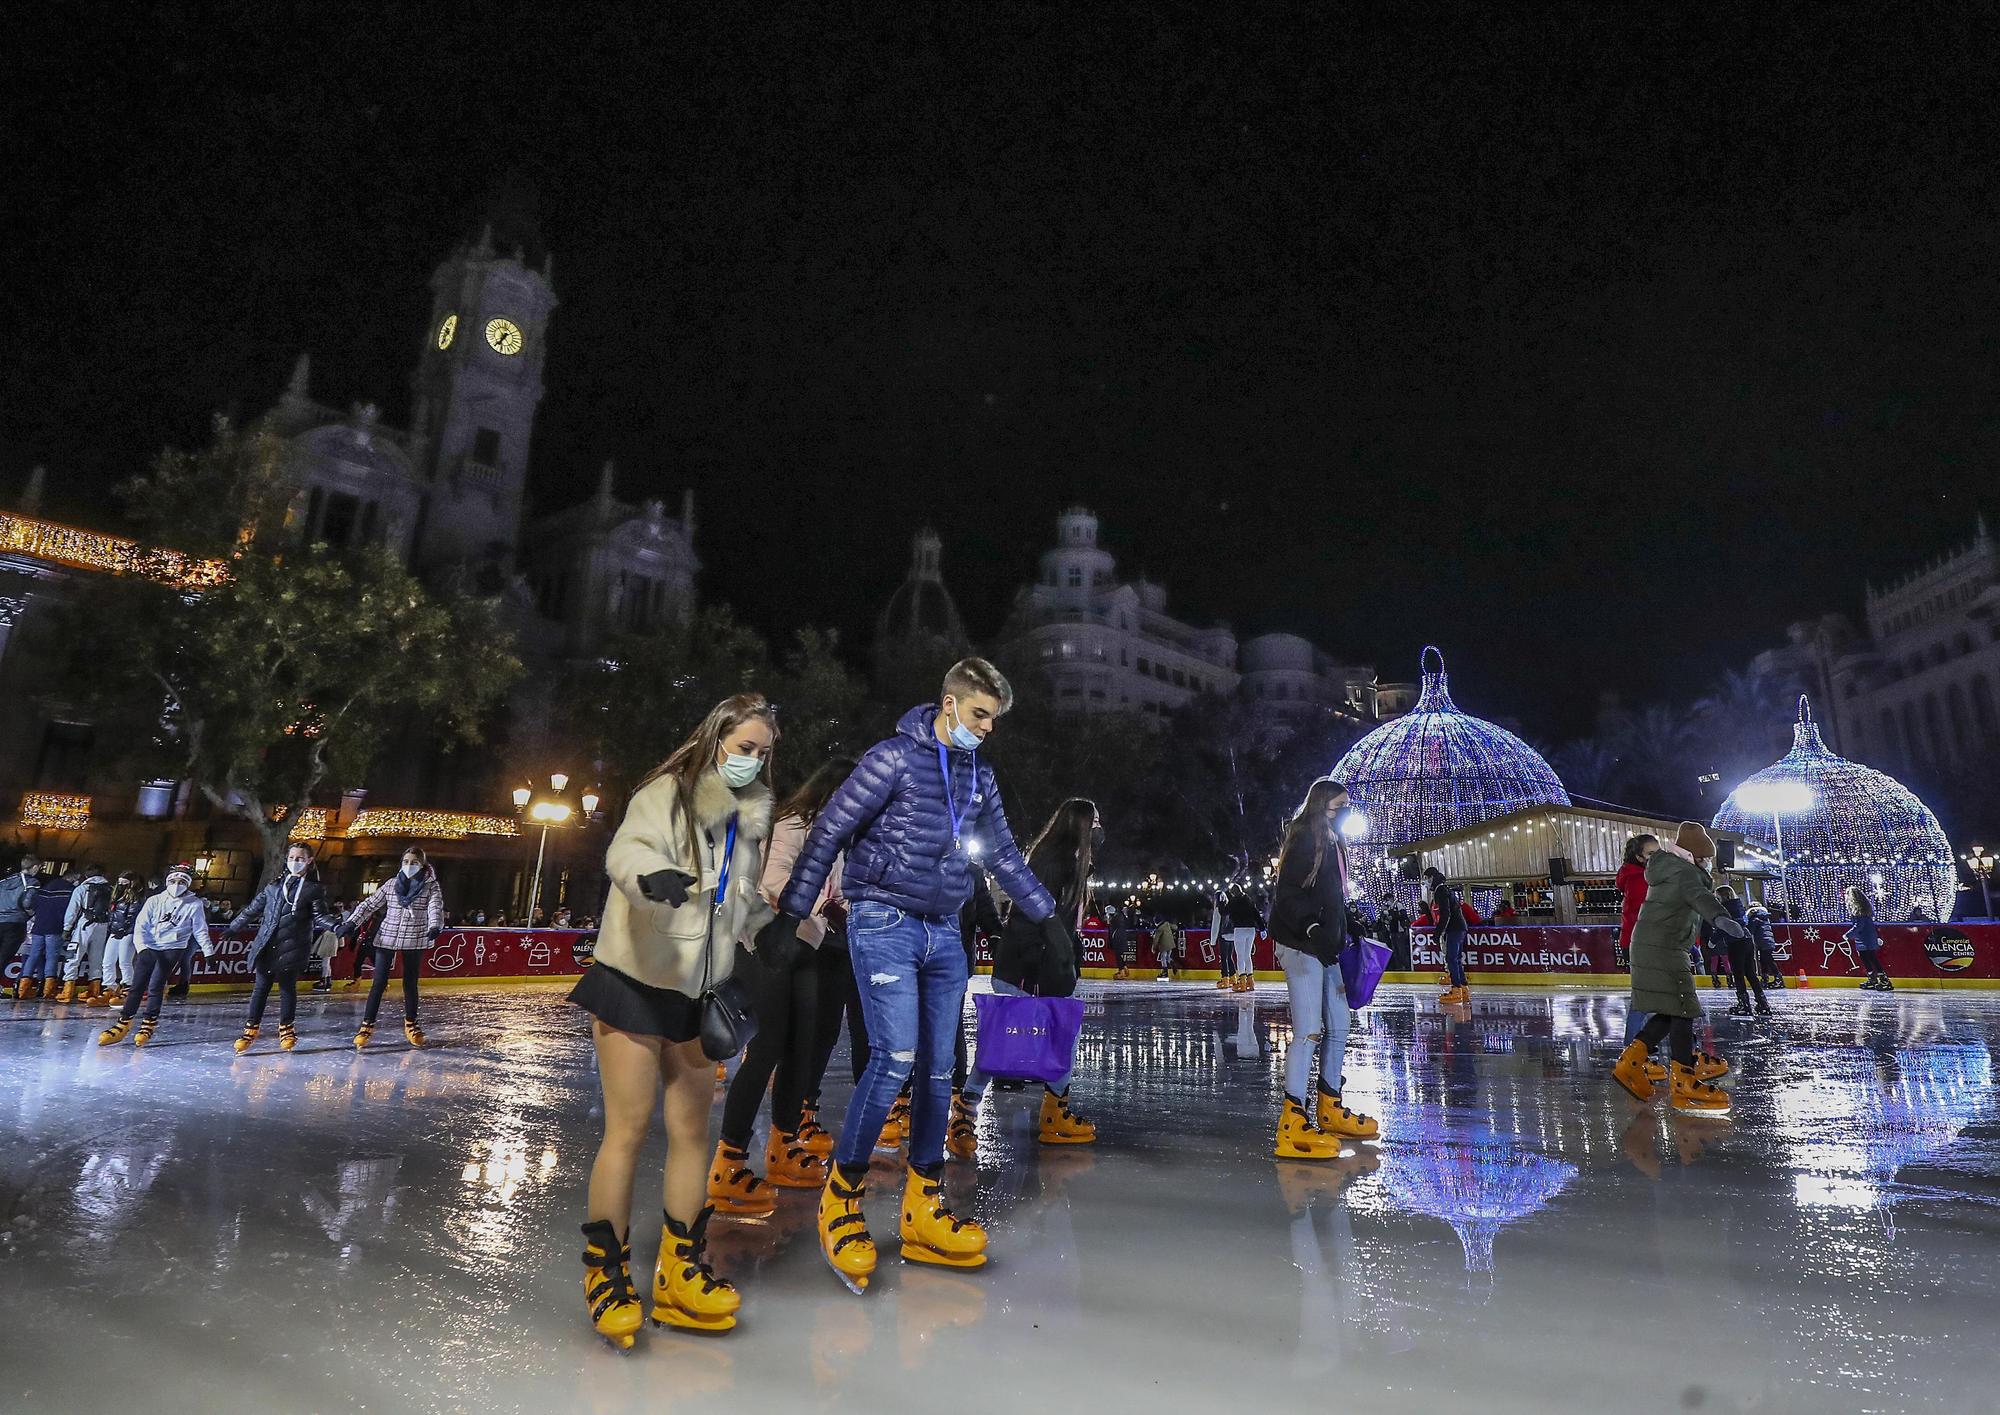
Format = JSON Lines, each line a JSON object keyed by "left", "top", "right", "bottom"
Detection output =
{"left": 1628, "top": 848, "right": 1727, "bottom": 1017}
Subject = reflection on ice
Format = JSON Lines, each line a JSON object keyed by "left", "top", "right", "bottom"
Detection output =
{"left": 1374, "top": 1137, "right": 1578, "bottom": 1274}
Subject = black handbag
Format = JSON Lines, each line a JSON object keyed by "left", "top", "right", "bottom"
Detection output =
{"left": 696, "top": 815, "right": 759, "bottom": 1062}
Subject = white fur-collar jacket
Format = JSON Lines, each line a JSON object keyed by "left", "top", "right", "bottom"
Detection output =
{"left": 595, "top": 767, "right": 775, "bottom": 995}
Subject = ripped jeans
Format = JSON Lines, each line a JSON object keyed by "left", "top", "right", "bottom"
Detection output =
{"left": 835, "top": 901, "right": 969, "bottom": 1172}
{"left": 1278, "top": 944, "right": 1351, "bottom": 1101}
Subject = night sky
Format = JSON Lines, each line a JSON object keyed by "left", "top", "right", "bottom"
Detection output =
{"left": 8, "top": 6, "right": 1996, "bottom": 738}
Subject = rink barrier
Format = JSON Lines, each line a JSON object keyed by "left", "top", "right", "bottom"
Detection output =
{"left": 18, "top": 919, "right": 1998, "bottom": 992}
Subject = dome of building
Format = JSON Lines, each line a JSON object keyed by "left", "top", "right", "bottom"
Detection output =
{"left": 1712, "top": 698, "right": 1954, "bottom": 923}
{"left": 1331, "top": 648, "right": 1570, "bottom": 889}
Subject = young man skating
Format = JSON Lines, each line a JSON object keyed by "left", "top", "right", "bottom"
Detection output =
{"left": 761, "top": 658, "right": 1063, "bottom": 1291}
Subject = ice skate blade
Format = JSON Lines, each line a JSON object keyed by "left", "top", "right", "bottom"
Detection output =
{"left": 597, "top": 1330, "right": 638, "bottom": 1352}
{"left": 823, "top": 1253, "right": 873, "bottom": 1295}
{"left": 708, "top": 1203, "right": 774, "bottom": 1222}
{"left": 651, "top": 1306, "right": 736, "bottom": 1334}
{"left": 1274, "top": 1146, "right": 1343, "bottom": 1162}
{"left": 1671, "top": 1100, "right": 1731, "bottom": 1118}
{"left": 901, "top": 1242, "right": 987, "bottom": 1270}
{"left": 1612, "top": 1071, "right": 1657, "bottom": 1104}
{"left": 1037, "top": 1132, "right": 1093, "bottom": 1146}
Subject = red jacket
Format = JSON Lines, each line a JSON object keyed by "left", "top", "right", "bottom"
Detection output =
{"left": 1415, "top": 901, "right": 1483, "bottom": 928}
{"left": 1616, "top": 860, "right": 1648, "bottom": 952}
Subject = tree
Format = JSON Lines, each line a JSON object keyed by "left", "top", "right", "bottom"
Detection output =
{"left": 73, "top": 420, "right": 521, "bottom": 887}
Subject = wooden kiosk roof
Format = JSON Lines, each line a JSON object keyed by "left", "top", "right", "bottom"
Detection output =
{"left": 1385, "top": 802, "right": 1773, "bottom": 885}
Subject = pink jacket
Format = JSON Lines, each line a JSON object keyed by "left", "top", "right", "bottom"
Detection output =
{"left": 760, "top": 816, "right": 842, "bottom": 947}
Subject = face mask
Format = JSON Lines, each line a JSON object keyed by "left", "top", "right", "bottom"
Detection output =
{"left": 401, "top": 862, "right": 423, "bottom": 879}
{"left": 719, "top": 753, "right": 762, "bottom": 789}
{"left": 942, "top": 700, "right": 982, "bottom": 752}
{"left": 1089, "top": 825, "right": 1105, "bottom": 850}
{"left": 287, "top": 858, "right": 309, "bottom": 876}
{"left": 167, "top": 880, "right": 189, "bottom": 897}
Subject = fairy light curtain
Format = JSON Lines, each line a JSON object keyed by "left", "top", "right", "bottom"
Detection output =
{"left": 1332, "top": 647, "right": 1571, "bottom": 896}
{"left": 1711, "top": 697, "right": 1953, "bottom": 923}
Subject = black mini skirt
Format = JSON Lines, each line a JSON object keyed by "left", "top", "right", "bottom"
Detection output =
{"left": 569, "top": 961, "right": 701, "bottom": 1043}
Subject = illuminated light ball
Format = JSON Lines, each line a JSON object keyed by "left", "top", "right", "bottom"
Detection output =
{"left": 1713, "top": 697, "right": 1953, "bottom": 923}
{"left": 1332, "top": 647, "right": 1569, "bottom": 893}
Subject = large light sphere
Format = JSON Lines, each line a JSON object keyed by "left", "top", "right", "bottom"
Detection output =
{"left": 1713, "top": 698, "right": 1954, "bottom": 922}
{"left": 1332, "top": 647, "right": 1570, "bottom": 893}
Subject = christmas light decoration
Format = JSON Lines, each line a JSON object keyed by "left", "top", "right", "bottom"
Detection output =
{"left": 287, "top": 806, "right": 519, "bottom": 843}
{"left": 19, "top": 791, "right": 90, "bottom": 830}
{"left": 0, "top": 511, "right": 226, "bottom": 589}
{"left": 1378, "top": 1139, "right": 1578, "bottom": 1274}
{"left": 1713, "top": 697, "right": 1953, "bottom": 923}
{"left": 1332, "top": 647, "right": 1570, "bottom": 896}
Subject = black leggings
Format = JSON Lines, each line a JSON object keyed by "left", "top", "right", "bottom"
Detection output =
{"left": 720, "top": 944, "right": 818, "bottom": 1147}
{"left": 247, "top": 959, "right": 301, "bottom": 1026}
{"left": 802, "top": 942, "right": 854, "bottom": 1104}
{"left": 363, "top": 948, "right": 422, "bottom": 1023}
{"left": 1636, "top": 1012, "right": 1695, "bottom": 1067}
{"left": 120, "top": 948, "right": 188, "bottom": 1021}
{"left": 1726, "top": 938, "right": 1767, "bottom": 1009}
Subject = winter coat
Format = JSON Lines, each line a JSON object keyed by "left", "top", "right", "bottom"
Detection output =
{"left": 63, "top": 875, "right": 113, "bottom": 935}
{"left": 1628, "top": 848, "right": 1727, "bottom": 1018}
{"left": 107, "top": 894, "right": 142, "bottom": 938}
{"left": 1848, "top": 911, "right": 1881, "bottom": 952}
{"left": 30, "top": 875, "right": 76, "bottom": 935}
{"left": 1430, "top": 883, "right": 1469, "bottom": 944}
{"left": 1225, "top": 892, "right": 1264, "bottom": 931}
{"left": 757, "top": 815, "right": 842, "bottom": 948}
{"left": 231, "top": 875, "right": 339, "bottom": 973}
{"left": 1745, "top": 905, "right": 1777, "bottom": 954}
{"left": 597, "top": 766, "right": 775, "bottom": 995}
{"left": 134, "top": 891, "right": 211, "bottom": 954}
{"left": 1269, "top": 831, "right": 1350, "bottom": 965}
{"left": 0, "top": 870, "right": 35, "bottom": 925}
{"left": 343, "top": 866, "right": 445, "bottom": 952}
{"left": 1615, "top": 861, "right": 1648, "bottom": 954}
{"left": 993, "top": 846, "right": 1083, "bottom": 995}
{"left": 779, "top": 704, "right": 1055, "bottom": 926}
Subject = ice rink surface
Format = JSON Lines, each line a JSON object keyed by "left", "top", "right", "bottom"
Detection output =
{"left": 2, "top": 978, "right": 1996, "bottom": 1415}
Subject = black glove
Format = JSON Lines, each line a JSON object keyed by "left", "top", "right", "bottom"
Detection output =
{"left": 637, "top": 869, "right": 695, "bottom": 907}
{"left": 426, "top": 926, "right": 441, "bottom": 942}
{"left": 1711, "top": 913, "right": 1748, "bottom": 940}
{"left": 336, "top": 921, "right": 355, "bottom": 941}
{"left": 1039, "top": 915, "right": 1078, "bottom": 997}
{"left": 754, "top": 913, "right": 805, "bottom": 971}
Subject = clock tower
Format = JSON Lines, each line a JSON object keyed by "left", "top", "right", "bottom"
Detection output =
{"left": 410, "top": 227, "right": 556, "bottom": 571}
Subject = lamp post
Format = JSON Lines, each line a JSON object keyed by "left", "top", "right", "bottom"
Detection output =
{"left": 515, "top": 773, "right": 578, "bottom": 926}
{"left": 1733, "top": 780, "right": 1814, "bottom": 918}
{"left": 1966, "top": 845, "right": 1994, "bottom": 919}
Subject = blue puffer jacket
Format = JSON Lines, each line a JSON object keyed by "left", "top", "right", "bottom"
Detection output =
{"left": 780, "top": 705, "right": 1056, "bottom": 925}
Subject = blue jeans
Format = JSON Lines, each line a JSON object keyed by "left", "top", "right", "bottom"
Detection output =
{"left": 961, "top": 977, "right": 1073, "bottom": 1098}
{"left": 1279, "top": 945, "right": 1350, "bottom": 1099}
{"left": 1443, "top": 932, "right": 1466, "bottom": 987}
{"left": 835, "top": 902, "right": 969, "bottom": 1172}
{"left": 23, "top": 931, "right": 64, "bottom": 980}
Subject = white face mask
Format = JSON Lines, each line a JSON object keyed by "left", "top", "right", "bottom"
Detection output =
{"left": 401, "top": 862, "right": 422, "bottom": 879}
{"left": 286, "top": 857, "right": 309, "bottom": 876}
{"left": 167, "top": 880, "right": 189, "bottom": 897}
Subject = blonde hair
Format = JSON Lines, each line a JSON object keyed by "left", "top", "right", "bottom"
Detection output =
{"left": 942, "top": 657, "right": 1014, "bottom": 713}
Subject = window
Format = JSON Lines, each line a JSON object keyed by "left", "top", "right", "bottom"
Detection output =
{"left": 1136, "top": 656, "right": 1150, "bottom": 674}
{"left": 1974, "top": 676, "right": 1997, "bottom": 735}
{"left": 1066, "top": 567, "right": 1083, "bottom": 588}
{"left": 1878, "top": 709, "right": 1899, "bottom": 757}
{"left": 1949, "top": 683, "right": 1971, "bottom": 751}
{"left": 1088, "top": 689, "right": 1106, "bottom": 701}
{"left": 1153, "top": 663, "right": 1168, "bottom": 681}
{"left": 1092, "top": 570, "right": 1110, "bottom": 587}
{"left": 34, "top": 721, "right": 94, "bottom": 792}
{"left": 1923, "top": 694, "right": 1946, "bottom": 761}
{"left": 472, "top": 427, "right": 501, "bottom": 466}
{"left": 319, "top": 491, "right": 362, "bottom": 546}
{"left": 1171, "top": 669, "right": 1186, "bottom": 687}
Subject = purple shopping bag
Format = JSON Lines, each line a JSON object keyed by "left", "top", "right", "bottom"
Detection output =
{"left": 972, "top": 992, "right": 1085, "bottom": 1085}
{"left": 1339, "top": 935, "right": 1392, "bottom": 1009}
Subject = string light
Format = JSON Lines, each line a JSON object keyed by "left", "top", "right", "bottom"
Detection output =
{"left": 1713, "top": 697, "right": 1952, "bottom": 922}
{"left": 0, "top": 510, "right": 226, "bottom": 589}
{"left": 289, "top": 806, "right": 520, "bottom": 842}
{"left": 1332, "top": 647, "right": 1569, "bottom": 896}
{"left": 19, "top": 791, "right": 90, "bottom": 830}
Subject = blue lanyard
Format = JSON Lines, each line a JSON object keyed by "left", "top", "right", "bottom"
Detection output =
{"left": 709, "top": 816, "right": 739, "bottom": 916}
{"left": 936, "top": 742, "right": 972, "bottom": 852}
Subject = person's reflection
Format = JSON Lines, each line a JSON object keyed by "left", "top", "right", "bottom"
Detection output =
{"left": 1280, "top": 1150, "right": 1379, "bottom": 1379}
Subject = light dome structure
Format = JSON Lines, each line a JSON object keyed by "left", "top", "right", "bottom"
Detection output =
{"left": 1332, "top": 647, "right": 1570, "bottom": 889}
{"left": 1712, "top": 698, "right": 1954, "bottom": 923}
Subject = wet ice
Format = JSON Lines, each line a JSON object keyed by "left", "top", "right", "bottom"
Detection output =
{"left": 2, "top": 981, "right": 1997, "bottom": 1414}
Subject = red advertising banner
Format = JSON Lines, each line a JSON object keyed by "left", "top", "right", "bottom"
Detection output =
{"left": 16, "top": 920, "right": 1995, "bottom": 990}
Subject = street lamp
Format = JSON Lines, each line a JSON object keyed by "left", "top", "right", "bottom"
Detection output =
{"left": 1965, "top": 845, "right": 1993, "bottom": 919}
{"left": 518, "top": 772, "right": 575, "bottom": 926}
{"left": 1733, "top": 780, "right": 1814, "bottom": 918}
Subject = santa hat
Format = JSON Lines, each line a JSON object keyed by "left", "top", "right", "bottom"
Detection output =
{"left": 1674, "top": 822, "right": 1715, "bottom": 860}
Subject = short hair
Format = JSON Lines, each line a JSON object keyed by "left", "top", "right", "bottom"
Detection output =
{"left": 942, "top": 657, "right": 1014, "bottom": 713}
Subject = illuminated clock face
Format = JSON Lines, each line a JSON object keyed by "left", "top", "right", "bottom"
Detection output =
{"left": 485, "top": 317, "right": 524, "bottom": 355}
{"left": 436, "top": 313, "right": 457, "bottom": 350}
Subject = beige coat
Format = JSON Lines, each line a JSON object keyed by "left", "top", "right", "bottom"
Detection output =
{"left": 758, "top": 815, "right": 843, "bottom": 948}
{"left": 595, "top": 767, "right": 775, "bottom": 994}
